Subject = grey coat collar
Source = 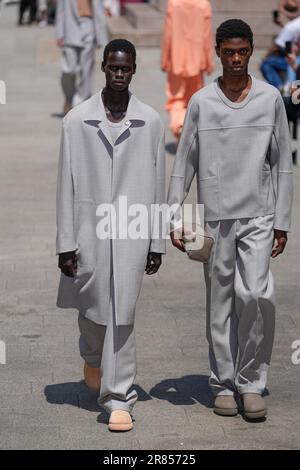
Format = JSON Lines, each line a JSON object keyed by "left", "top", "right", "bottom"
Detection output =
{"left": 84, "top": 90, "right": 145, "bottom": 147}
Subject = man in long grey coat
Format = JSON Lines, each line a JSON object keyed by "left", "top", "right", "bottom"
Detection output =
{"left": 56, "top": 39, "right": 166, "bottom": 431}
{"left": 168, "top": 20, "right": 293, "bottom": 420}
{"left": 56, "top": 0, "right": 108, "bottom": 114}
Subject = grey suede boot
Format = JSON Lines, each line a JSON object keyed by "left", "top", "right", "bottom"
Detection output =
{"left": 214, "top": 395, "right": 238, "bottom": 416}
{"left": 242, "top": 393, "right": 267, "bottom": 420}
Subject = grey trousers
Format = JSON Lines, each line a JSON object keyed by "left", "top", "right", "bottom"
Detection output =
{"left": 204, "top": 215, "right": 276, "bottom": 397}
{"left": 78, "top": 276, "right": 138, "bottom": 414}
{"left": 61, "top": 17, "right": 94, "bottom": 106}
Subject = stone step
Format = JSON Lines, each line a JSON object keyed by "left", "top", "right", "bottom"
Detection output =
{"left": 114, "top": 1, "right": 280, "bottom": 48}
{"left": 124, "top": 4, "right": 164, "bottom": 30}
{"left": 106, "top": 16, "right": 162, "bottom": 47}
{"left": 212, "top": 12, "right": 279, "bottom": 47}
{"left": 151, "top": 0, "right": 277, "bottom": 13}
{"left": 212, "top": 13, "right": 280, "bottom": 33}
{"left": 211, "top": 0, "right": 278, "bottom": 13}
{"left": 150, "top": 0, "right": 167, "bottom": 11}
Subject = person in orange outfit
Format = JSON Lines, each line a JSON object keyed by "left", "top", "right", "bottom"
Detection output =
{"left": 161, "top": 0, "right": 214, "bottom": 139}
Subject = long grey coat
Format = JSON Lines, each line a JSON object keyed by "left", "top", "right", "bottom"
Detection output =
{"left": 56, "top": 91, "right": 166, "bottom": 325}
{"left": 56, "top": 0, "right": 108, "bottom": 48}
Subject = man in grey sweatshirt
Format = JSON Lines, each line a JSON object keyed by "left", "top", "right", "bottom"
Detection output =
{"left": 168, "top": 19, "right": 293, "bottom": 420}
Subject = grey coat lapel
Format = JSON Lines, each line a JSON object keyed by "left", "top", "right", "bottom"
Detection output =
{"left": 83, "top": 91, "right": 146, "bottom": 150}
{"left": 114, "top": 94, "right": 146, "bottom": 144}
{"left": 83, "top": 92, "right": 114, "bottom": 148}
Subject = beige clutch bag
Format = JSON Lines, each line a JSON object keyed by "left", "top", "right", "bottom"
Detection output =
{"left": 182, "top": 224, "right": 214, "bottom": 263}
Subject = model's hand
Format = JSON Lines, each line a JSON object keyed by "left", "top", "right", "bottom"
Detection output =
{"left": 58, "top": 251, "right": 77, "bottom": 277}
{"left": 57, "top": 38, "right": 64, "bottom": 47}
{"left": 170, "top": 228, "right": 186, "bottom": 253}
{"left": 272, "top": 230, "right": 288, "bottom": 258}
{"left": 145, "top": 252, "right": 162, "bottom": 275}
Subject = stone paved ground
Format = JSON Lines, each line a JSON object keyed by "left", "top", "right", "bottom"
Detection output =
{"left": 0, "top": 4, "right": 300, "bottom": 450}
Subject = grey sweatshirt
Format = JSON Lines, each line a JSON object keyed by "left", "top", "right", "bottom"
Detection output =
{"left": 167, "top": 76, "right": 293, "bottom": 231}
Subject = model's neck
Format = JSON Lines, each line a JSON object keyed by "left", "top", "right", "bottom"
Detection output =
{"left": 220, "top": 71, "right": 250, "bottom": 92}
{"left": 102, "top": 86, "right": 129, "bottom": 109}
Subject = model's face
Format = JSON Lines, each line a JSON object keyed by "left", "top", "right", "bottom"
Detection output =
{"left": 102, "top": 51, "right": 136, "bottom": 91}
{"left": 216, "top": 38, "right": 253, "bottom": 76}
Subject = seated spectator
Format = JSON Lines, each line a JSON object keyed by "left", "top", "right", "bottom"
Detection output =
{"left": 280, "top": 0, "right": 300, "bottom": 21}
{"left": 283, "top": 49, "right": 300, "bottom": 164}
{"left": 274, "top": 1, "right": 300, "bottom": 27}
{"left": 260, "top": 15, "right": 300, "bottom": 90}
{"left": 284, "top": 47, "right": 300, "bottom": 121}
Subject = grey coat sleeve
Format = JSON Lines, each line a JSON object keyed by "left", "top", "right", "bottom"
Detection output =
{"left": 56, "top": 120, "right": 77, "bottom": 255}
{"left": 271, "top": 95, "right": 294, "bottom": 231}
{"left": 55, "top": 0, "right": 64, "bottom": 40}
{"left": 92, "top": 0, "right": 108, "bottom": 47}
{"left": 167, "top": 99, "right": 199, "bottom": 231}
{"left": 149, "top": 126, "right": 167, "bottom": 254}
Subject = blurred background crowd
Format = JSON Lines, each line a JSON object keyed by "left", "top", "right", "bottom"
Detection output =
{"left": 1, "top": 0, "right": 300, "bottom": 161}
{"left": 14, "top": 0, "right": 152, "bottom": 27}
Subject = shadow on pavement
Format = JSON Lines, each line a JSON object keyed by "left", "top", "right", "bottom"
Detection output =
{"left": 44, "top": 380, "right": 99, "bottom": 411}
{"left": 149, "top": 375, "right": 214, "bottom": 408}
{"left": 44, "top": 381, "right": 151, "bottom": 412}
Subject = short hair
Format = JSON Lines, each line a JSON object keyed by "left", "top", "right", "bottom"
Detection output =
{"left": 216, "top": 19, "right": 254, "bottom": 48}
{"left": 103, "top": 39, "right": 136, "bottom": 65}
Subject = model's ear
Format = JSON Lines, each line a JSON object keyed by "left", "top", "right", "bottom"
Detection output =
{"left": 215, "top": 45, "right": 220, "bottom": 58}
{"left": 101, "top": 61, "right": 105, "bottom": 72}
{"left": 133, "top": 64, "right": 137, "bottom": 75}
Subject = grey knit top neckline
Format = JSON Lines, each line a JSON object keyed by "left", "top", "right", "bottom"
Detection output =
{"left": 214, "top": 75, "right": 257, "bottom": 109}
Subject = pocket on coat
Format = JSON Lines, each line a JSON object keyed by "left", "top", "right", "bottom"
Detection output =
{"left": 76, "top": 241, "right": 97, "bottom": 268}
{"left": 73, "top": 264, "right": 99, "bottom": 314}
{"left": 73, "top": 264, "right": 96, "bottom": 294}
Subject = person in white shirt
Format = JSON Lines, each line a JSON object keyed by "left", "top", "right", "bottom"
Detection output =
{"left": 261, "top": 16, "right": 300, "bottom": 89}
